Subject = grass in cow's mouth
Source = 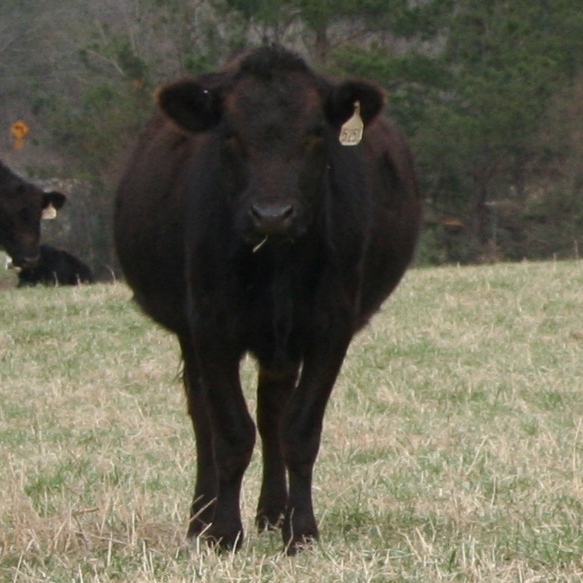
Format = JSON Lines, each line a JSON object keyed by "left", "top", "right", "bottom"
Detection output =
{"left": 2, "top": 260, "right": 583, "bottom": 581}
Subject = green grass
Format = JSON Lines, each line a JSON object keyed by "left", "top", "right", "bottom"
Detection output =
{"left": 2, "top": 261, "right": 583, "bottom": 581}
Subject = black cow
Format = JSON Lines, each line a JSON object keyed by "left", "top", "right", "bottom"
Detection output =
{"left": 114, "top": 46, "right": 422, "bottom": 554}
{"left": 12, "top": 244, "right": 95, "bottom": 287}
{"left": 0, "top": 161, "right": 66, "bottom": 267}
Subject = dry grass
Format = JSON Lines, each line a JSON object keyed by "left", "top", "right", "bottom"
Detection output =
{"left": 1, "top": 261, "right": 583, "bottom": 581}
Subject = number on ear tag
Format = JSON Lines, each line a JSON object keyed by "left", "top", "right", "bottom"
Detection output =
{"left": 339, "top": 101, "right": 363, "bottom": 146}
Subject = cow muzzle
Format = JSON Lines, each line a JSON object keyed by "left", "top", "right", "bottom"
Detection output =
{"left": 249, "top": 201, "right": 297, "bottom": 236}
{"left": 11, "top": 254, "right": 40, "bottom": 269}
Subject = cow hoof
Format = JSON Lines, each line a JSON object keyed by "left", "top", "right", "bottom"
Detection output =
{"left": 255, "top": 510, "right": 284, "bottom": 532}
{"left": 283, "top": 533, "right": 318, "bottom": 556}
{"left": 205, "top": 523, "right": 244, "bottom": 553}
{"left": 186, "top": 518, "right": 210, "bottom": 539}
{"left": 282, "top": 514, "right": 319, "bottom": 555}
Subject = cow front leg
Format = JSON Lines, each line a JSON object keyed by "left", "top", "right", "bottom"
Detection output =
{"left": 197, "top": 354, "right": 256, "bottom": 551}
{"left": 179, "top": 336, "right": 217, "bottom": 538}
{"left": 255, "top": 367, "right": 297, "bottom": 531}
{"left": 280, "top": 330, "right": 352, "bottom": 555}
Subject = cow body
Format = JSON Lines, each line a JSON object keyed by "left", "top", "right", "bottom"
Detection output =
{"left": 14, "top": 244, "right": 94, "bottom": 287}
{"left": 0, "top": 161, "right": 66, "bottom": 266}
{"left": 114, "top": 46, "right": 421, "bottom": 554}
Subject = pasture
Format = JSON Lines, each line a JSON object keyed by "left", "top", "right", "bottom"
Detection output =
{"left": 1, "top": 260, "right": 583, "bottom": 582}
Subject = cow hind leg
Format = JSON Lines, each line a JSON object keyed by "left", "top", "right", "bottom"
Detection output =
{"left": 255, "top": 368, "right": 297, "bottom": 532}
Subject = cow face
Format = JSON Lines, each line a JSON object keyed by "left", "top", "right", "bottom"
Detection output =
{"left": 0, "top": 163, "right": 67, "bottom": 267}
{"left": 157, "top": 49, "right": 385, "bottom": 248}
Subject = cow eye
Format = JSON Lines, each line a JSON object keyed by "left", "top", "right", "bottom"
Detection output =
{"left": 222, "top": 130, "right": 240, "bottom": 148}
{"left": 225, "top": 135, "right": 239, "bottom": 148}
{"left": 307, "top": 124, "right": 326, "bottom": 140}
{"left": 19, "top": 208, "right": 32, "bottom": 222}
{"left": 222, "top": 131, "right": 247, "bottom": 161}
{"left": 0, "top": 213, "right": 14, "bottom": 230}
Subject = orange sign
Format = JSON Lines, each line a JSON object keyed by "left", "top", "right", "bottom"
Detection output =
{"left": 11, "top": 121, "right": 30, "bottom": 140}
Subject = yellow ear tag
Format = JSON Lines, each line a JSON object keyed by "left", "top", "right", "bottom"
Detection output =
{"left": 41, "top": 204, "right": 57, "bottom": 220}
{"left": 339, "top": 101, "right": 363, "bottom": 146}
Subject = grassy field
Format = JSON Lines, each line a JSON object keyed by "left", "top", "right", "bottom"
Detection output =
{"left": 1, "top": 261, "right": 583, "bottom": 582}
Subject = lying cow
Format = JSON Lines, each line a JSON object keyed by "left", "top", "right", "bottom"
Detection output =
{"left": 0, "top": 161, "right": 66, "bottom": 266}
{"left": 114, "top": 45, "right": 422, "bottom": 554}
{"left": 9, "top": 244, "right": 95, "bottom": 287}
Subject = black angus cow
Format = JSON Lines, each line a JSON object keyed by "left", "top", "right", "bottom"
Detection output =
{"left": 12, "top": 244, "right": 95, "bottom": 287}
{"left": 0, "top": 161, "right": 66, "bottom": 267}
{"left": 114, "top": 46, "right": 422, "bottom": 554}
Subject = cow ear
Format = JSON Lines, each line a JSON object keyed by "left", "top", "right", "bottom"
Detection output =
{"left": 325, "top": 81, "right": 386, "bottom": 129}
{"left": 157, "top": 79, "right": 222, "bottom": 133}
{"left": 42, "top": 191, "right": 66, "bottom": 220}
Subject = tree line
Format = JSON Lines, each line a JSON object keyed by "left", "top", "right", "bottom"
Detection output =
{"left": 1, "top": 0, "right": 582, "bottom": 273}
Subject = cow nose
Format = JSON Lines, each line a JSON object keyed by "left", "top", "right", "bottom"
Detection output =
{"left": 250, "top": 202, "right": 296, "bottom": 235}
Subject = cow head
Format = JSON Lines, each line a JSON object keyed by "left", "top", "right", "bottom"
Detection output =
{"left": 157, "top": 47, "right": 385, "bottom": 248}
{"left": 0, "top": 162, "right": 67, "bottom": 267}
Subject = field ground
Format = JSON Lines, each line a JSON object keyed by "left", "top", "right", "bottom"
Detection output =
{"left": 1, "top": 260, "right": 583, "bottom": 582}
